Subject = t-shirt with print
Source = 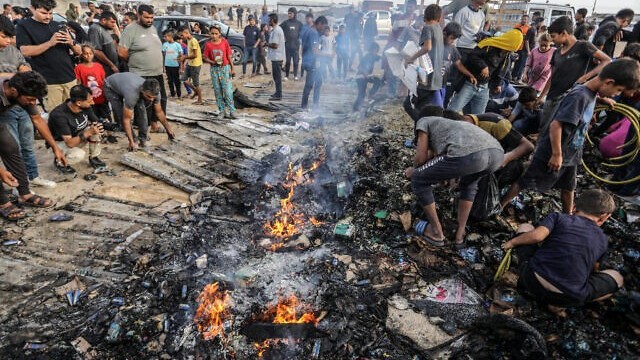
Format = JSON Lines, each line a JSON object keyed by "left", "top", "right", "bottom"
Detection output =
{"left": 74, "top": 62, "right": 106, "bottom": 104}
{"left": 203, "top": 39, "right": 232, "bottom": 66}
{"left": 104, "top": 72, "right": 159, "bottom": 110}
{"left": 442, "top": 44, "right": 461, "bottom": 86}
{"left": 529, "top": 212, "right": 608, "bottom": 301}
{"left": 415, "top": 116, "right": 502, "bottom": 157}
{"left": 120, "top": 22, "right": 163, "bottom": 76}
{"left": 533, "top": 84, "right": 596, "bottom": 166}
{"left": 162, "top": 42, "right": 182, "bottom": 67}
{"left": 0, "top": 45, "right": 28, "bottom": 73}
{"left": 15, "top": 17, "right": 76, "bottom": 84}
{"left": 186, "top": 37, "right": 203, "bottom": 67}
{"left": 468, "top": 113, "right": 523, "bottom": 151}
{"left": 547, "top": 41, "right": 598, "bottom": 100}
{"left": 88, "top": 23, "right": 118, "bottom": 72}
{"left": 48, "top": 101, "right": 99, "bottom": 141}
{"left": 243, "top": 24, "right": 260, "bottom": 47}
{"left": 418, "top": 23, "right": 444, "bottom": 90}
{"left": 267, "top": 25, "right": 286, "bottom": 62}
{"left": 0, "top": 77, "right": 38, "bottom": 115}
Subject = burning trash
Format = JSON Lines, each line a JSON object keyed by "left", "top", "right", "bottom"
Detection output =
{"left": 194, "top": 283, "right": 232, "bottom": 340}
{"left": 263, "top": 148, "right": 327, "bottom": 250}
{"left": 244, "top": 295, "right": 319, "bottom": 357}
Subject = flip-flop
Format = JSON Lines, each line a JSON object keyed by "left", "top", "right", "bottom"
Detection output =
{"left": 18, "top": 194, "right": 55, "bottom": 208}
{"left": 422, "top": 234, "right": 445, "bottom": 247}
{"left": 149, "top": 127, "right": 166, "bottom": 134}
{"left": 192, "top": 100, "right": 205, "bottom": 105}
{"left": 454, "top": 239, "right": 467, "bottom": 250}
{"left": 0, "top": 203, "right": 26, "bottom": 221}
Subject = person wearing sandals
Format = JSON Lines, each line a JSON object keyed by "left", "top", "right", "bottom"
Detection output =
{"left": 404, "top": 108, "right": 503, "bottom": 248}
{"left": 203, "top": 24, "right": 237, "bottom": 119}
{"left": 0, "top": 123, "right": 54, "bottom": 221}
{"left": 178, "top": 26, "right": 203, "bottom": 105}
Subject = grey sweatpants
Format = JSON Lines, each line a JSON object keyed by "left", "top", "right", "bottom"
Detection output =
{"left": 411, "top": 148, "right": 504, "bottom": 206}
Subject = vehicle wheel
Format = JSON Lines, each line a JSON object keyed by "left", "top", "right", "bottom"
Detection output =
{"left": 232, "top": 46, "right": 243, "bottom": 65}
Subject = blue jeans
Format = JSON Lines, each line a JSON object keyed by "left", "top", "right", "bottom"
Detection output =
{"left": 447, "top": 81, "right": 490, "bottom": 114}
{"left": 301, "top": 66, "right": 322, "bottom": 109}
{"left": 243, "top": 46, "right": 258, "bottom": 75}
{"left": 0, "top": 105, "right": 39, "bottom": 180}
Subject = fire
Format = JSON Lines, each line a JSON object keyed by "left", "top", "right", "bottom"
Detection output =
{"left": 309, "top": 217, "right": 324, "bottom": 227}
{"left": 253, "top": 295, "right": 317, "bottom": 357}
{"left": 272, "top": 295, "right": 318, "bottom": 324}
{"left": 193, "top": 283, "right": 231, "bottom": 340}
{"left": 264, "top": 147, "right": 327, "bottom": 244}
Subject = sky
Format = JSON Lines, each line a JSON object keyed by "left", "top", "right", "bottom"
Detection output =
{"left": 219, "top": 0, "right": 633, "bottom": 15}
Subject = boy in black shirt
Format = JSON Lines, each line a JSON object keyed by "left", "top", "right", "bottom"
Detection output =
{"left": 48, "top": 85, "right": 105, "bottom": 171}
{"left": 502, "top": 59, "right": 640, "bottom": 213}
{"left": 353, "top": 42, "right": 382, "bottom": 111}
{"left": 502, "top": 189, "right": 623, "bottom": 317}
{"left": 537, "top": 16, "right": 611, "bottom": 131}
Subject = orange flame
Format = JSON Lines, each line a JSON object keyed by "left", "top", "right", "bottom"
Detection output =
{"left": 253, "top": 295, "right": 317, "bottom": 357}
{"left": 264, "top": 147, "right": 327, "bottom": 244}
{"left": 194, "top": 283, "right": 231, "bottom": 340}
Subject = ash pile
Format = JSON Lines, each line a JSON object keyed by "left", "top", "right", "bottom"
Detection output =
{"left": 2, "top": 108, "right": 640, "bottom": 360}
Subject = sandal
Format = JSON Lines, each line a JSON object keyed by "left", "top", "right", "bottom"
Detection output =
{"left": 19, "top": 194, "right": 55, "bottom": 208}
{"left": 0, "top": 203, "right": 26, "bottom": 221}
{"left": 454, "top": 239, "right": 467, "bottom": 250}
{"left": 422, "top": 234, "right": 445, "bottom": 247}
{"left": 192, "top": 100, "right": 205, "bottom": 105}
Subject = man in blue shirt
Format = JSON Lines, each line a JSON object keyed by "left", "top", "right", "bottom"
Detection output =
{"left": 300, "top": 16, "right": 327, "bottom": 110}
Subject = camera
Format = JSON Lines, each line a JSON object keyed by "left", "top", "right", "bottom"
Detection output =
{"left": 102, "top": 122, "right": 120, "bottom": 132}
{"left": 57, "top": 23, "right": 68, "bottom": 33}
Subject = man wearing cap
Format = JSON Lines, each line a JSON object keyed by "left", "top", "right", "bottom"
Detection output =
{"left": 281, "top": 7, "right": 302, "bottom": 81}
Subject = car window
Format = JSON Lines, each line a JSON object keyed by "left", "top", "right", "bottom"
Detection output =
{"left": 551, "top": 10, "right": 565, "bottom": 17}
{"left": 380, "top": 12, "right": 390, "bottom": 20}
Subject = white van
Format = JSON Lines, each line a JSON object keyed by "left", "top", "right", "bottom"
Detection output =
{"left": 496, "top": 2, "right": 575, "bottom": 28}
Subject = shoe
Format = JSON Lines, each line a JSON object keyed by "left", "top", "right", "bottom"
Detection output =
{"left": 294, "top": 76, "right": 299, "bottom": 81}
{"left": 52, "top": 161, "right": 75, "bottom": 176}
{"left": 283, "top": 76, "right": 288, "bottom": 81}
{"left": 269, "top": 95, "right": 282, "bottom": 101}
{"left": 265, "top": 71, "right": 271, "bottom": 75}
{"left": 139, "top": 140, "right": 147, "bottom": 148}
{"left": 217, "top": 111, "right": 226, "bottom": 119}
{"left": 89, "top": 156, "right": 106, "bottom": 169}
{"left": 225, "top": 112, "right": 238, "bottom": 119}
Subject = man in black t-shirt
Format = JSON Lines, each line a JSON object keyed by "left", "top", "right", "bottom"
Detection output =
{"left": 573, "top": 8, "right": 589, "bottom": 41}
{"left": 48, "top": 85, "right": 105, "bottom": 171}
{"left": 242, "top": 16, "right": 260, "bottom": 78}
{"left": 16, "top": 0, "right": 81, "bottom": 112}
{"left": 281, "top": 7, "right": 302, "bottom": 80}
{"left": 592, "top": 8, "right": 634, "bottom": 58}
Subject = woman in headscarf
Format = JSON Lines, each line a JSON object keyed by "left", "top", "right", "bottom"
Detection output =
{"left": 448, "top": 29, "right": 523, "bottom": 114}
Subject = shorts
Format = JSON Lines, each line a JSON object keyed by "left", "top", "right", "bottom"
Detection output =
{"left": 182, "top": 65, "right": 201, "bottom": 87}
{"left": 518, "top": 157, "right": 577, "bottom": 192}
{"left": 518, "top": 262, "right": 619, "bottom": 307}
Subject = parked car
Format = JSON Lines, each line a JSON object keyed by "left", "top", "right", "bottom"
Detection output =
{"left": 153, "top": 16, "right": 245, "bottom": 65}
{"left": 364, "top": 10, "right": 392, "bottom": 35}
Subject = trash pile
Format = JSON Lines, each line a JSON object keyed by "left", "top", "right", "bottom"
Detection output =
{"left": 2, "top": 102, "right": 640, "bottom": 359}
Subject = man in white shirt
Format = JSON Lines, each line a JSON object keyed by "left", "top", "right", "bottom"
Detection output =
{"left": 453, "top": 0, "right": 487, "bottom": 57}
{"left": 267, "top": 13, "right": 285, "bottom": 101}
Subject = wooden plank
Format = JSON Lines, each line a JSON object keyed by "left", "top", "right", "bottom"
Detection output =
{"left": 121, "top": 151, "right": 216, "bottom": 194}
{"left": 147, "top": 149, "right": 237, "bottom": 187}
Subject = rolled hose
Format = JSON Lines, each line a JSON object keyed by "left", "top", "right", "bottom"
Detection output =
{"left": 494, "top": 248, "right": 512, "bottom": 282}
{"left": 582, "top": 103, "right": 640, "bottom": 185}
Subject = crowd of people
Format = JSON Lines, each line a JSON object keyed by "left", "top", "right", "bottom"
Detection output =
{"left": 0, "top": 0, "right": 640, "bottom": 319}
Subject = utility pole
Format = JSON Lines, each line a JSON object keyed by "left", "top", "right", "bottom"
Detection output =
{"left": 592, "top": 0, "right": 597, "bottom": 15}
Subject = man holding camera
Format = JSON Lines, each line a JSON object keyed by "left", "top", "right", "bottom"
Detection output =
{"left": 48, "top": 85, "right": 105, "bottom": 173}
{"left": 16, "top": 0, "right": 81, "bottom": 111}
